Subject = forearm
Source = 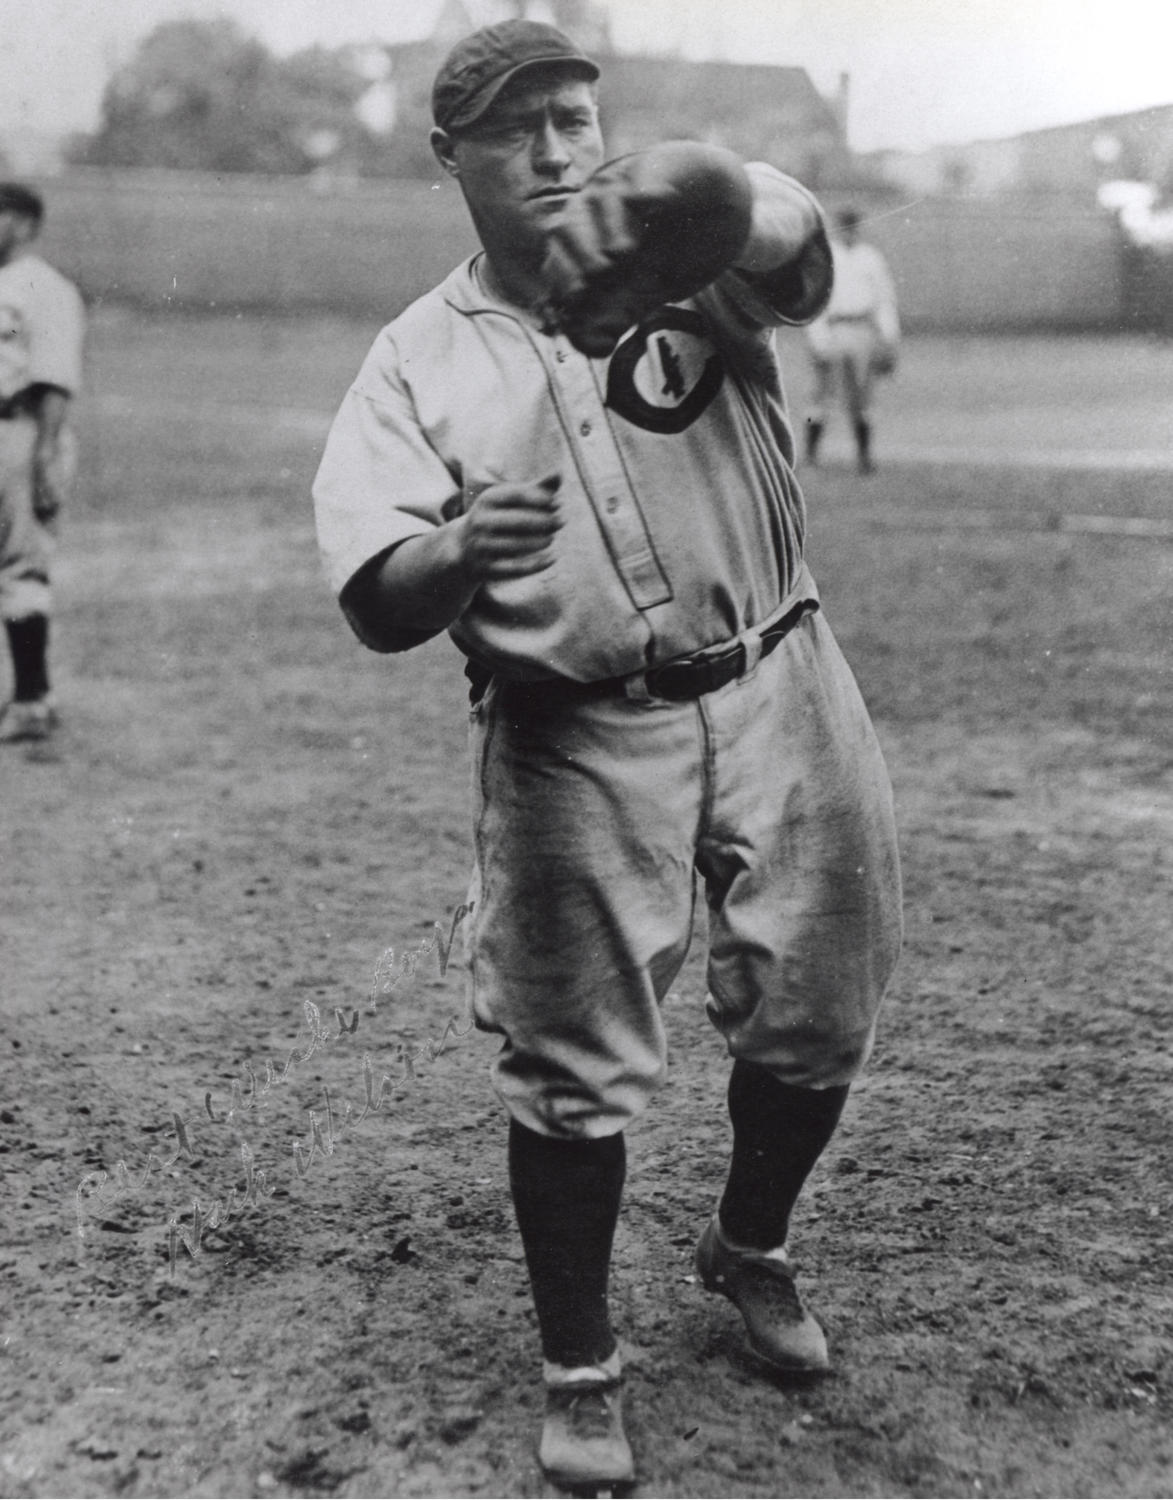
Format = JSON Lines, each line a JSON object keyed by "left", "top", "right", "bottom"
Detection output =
{"left": 875, "top": 302, "right": 901, "bottom": 346}
{"left": 875, "top": 266, "right": 901, "bottom": 345}
{"left": 32, "top": 386, "right": 69, "bottom": 445}
{"left": 28, "top": 387, "right": 72, "bottom": 520}
{"left": 342, "top": 522, "right": 479, "bottom": 652}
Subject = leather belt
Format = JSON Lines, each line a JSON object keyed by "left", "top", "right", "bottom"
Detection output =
{"left": 469, "top": 598, "right": 819, "bottom": 707}
{"left": 639, "top": 597, "right": 819, "bottom": 701}
{"left": 0, "top": 390, "right": 34, "bottom": 421}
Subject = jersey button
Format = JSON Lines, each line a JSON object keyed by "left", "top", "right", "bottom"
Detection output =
{"left": 580, "top": 420, "right": 592, "bottom": 436}
{"left": 555, "top": 349, "right": 566, "bottom": 363}
{"left": 605, "top": 496, "right": 620, "bottom": 513}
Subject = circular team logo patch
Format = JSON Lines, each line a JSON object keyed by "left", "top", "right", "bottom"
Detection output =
{"left": 605, "top": 308, "right": 725, "bottom": 434}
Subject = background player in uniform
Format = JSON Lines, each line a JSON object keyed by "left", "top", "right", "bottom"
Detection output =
{"left": 803, "top": 206, "right": 900, "bottom": 473}
{"left": 0, "top": 183, "right": 85, "bottom": 743}
{"left": 314, "top": 22, "right": 902, "bottom": 1492}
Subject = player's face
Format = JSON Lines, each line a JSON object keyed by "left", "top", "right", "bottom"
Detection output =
{"left": 434, "top": 74, "right": 604, "bottom": 268}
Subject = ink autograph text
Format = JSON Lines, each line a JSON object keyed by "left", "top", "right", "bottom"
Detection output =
{"left": 74, "top": 902, "right": 475, "bottom": 1276}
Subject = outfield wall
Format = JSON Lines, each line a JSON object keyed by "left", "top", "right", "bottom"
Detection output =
{"left": 842, "top": 196, "right": 1127, "bottom": 334}
{"left": 33, "top": 168, "right": 1128, "bottom": 332}
{"left": 34, "top": 169, "right": 480, "bottom": 323}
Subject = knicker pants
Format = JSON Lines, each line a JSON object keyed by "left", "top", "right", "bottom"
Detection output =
{"left": 807, "top": 321, "right": 882, "bottom": 427}
{"left": 466, "top": 610, "right": 903, "bottom": 1139}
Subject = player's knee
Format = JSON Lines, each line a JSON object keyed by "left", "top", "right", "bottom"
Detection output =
{"left": 810, "top": 1023, "right": 877, "bottom": 1086}
{"left": 503, "top": 1082, "right": 659, "bottom": 1139}
{"left": 732, "top": 1007, "right": 881, "bottom": 1090}
{"left": 494, "top": 1047, "right": 667, "bottom": 1139}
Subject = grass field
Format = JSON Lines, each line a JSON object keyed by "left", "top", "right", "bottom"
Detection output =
{"left": 2, "top": 311, "right": 1172, "bottom": 1499}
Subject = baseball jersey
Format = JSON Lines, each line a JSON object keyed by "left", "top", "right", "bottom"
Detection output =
{"left": 0, "top": 253, "right": 85, "bottom": 405}
{"left": 819, "top": 240, "right": 899, "bottom": 344}
{"left": 314, "top": 170, "right": 832, "bottom": 684}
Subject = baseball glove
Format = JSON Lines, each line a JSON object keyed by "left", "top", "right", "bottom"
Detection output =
{"left": 537, "top": 141, "right": 755, "bottom": 357}
{"left": 870, "top": 343, "right": 898, "bottom": 377}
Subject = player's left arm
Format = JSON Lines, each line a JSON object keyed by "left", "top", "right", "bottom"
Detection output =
{"left": 25, "top": 277, "right": 85, "bottom": 523}
{"left": 539, "top": 144, "right": 832, "bottom": 354}
{"left": 870, "top": 248, "right": 901, "bottom": 349}
{"left": 28, "top": 384, "right": 73, "bottom": 523}
{"left": 725, "top": 163, "right": 834, "bottom": 326}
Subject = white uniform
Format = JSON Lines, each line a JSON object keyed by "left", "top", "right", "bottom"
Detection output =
{"left": 0, "top": 252, "right": 85, "bottom": 620}
{"left": 314, "top": 175, "right": 902, "bottom": 1138}
{"left": 316, "top": 249, "right": 815, "bottom": 682}
{"left": 805, "top": 236, "right": 899, "bottom": 452}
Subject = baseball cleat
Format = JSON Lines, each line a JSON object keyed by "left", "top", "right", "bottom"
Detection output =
{"left": 539, "top": 1375, "right": 634, "bottom": 1493}
{"left": 695, "top": 1214, "right": 830, "bottom": 1374}
{"left": 0, "top": 697, "right": 55, "bottom": 743}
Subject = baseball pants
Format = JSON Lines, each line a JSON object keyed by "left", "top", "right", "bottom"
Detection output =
{"left": 465, "top": 610, "right": 903, "bottom": 1139}
{"left": 808, "top": 319, "right": 881, "bottom": 427}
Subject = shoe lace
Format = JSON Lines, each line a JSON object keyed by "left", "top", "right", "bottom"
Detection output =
{"left": 562, "top": 1382, "right": 619, "bottom": 1438}
{"left": 734, "top": 1255, "right": 806, "bottom": 1321}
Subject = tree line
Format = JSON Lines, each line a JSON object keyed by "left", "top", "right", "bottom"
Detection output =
{"left": 67, "top": 6, "right": 611, "bottom": 180}
{"left": 68, "top": 19, "right": 396, "bottom": 178}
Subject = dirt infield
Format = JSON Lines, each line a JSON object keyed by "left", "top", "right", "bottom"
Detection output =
{"left": 2, "top": 314, "right": 1172, "bottom": 1498}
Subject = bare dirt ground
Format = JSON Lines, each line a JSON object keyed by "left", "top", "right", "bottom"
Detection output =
{"left": 2, "top": 314, "right": 1172, "bottom": 1499}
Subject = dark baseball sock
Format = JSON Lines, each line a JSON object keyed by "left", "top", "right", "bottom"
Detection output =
{"left": 508, "top": 1118, "right": 625, "bottom": 1370}
{"left": 718, "top": 1060, "right": 849, "bottom": 1251}
{"left": 854, "top": 419, "right": 873, "bottom": 469}
{"left": 5, "top": 614, "right": 50, "bottom": 701}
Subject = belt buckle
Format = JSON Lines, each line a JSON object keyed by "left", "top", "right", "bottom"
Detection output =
{"left": 641, "top": 658, "right": 692, "bottom": 701}
{"left": 638, "top": 662, "right": 682, "bottom": 700}
{"left": 622, "top": 669, "right": 654, "bottom": 704}
{"left": 645, "top": 642, "right": 743, "bottom": 701}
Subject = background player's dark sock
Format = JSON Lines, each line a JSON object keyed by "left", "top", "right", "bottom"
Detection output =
{"left": 508, "top": 1119, "right": 625, "bottom": 1369}
{"left": 5, "top": 615, "right": 50, "bottom": 701}
{"left": 854, "top": 418, "right": 873, "bottom": 469}
{"left": 718, "top": 1060, "right": 849, "bottom": 1251}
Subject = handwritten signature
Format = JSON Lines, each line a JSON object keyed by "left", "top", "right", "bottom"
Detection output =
{"left": 74, "top": 901, "right": 476, "bottom": 1276}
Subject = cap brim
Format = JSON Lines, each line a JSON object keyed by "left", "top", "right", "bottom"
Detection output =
{"left": 445, "top": 54, "right": 600, "bottom": 133}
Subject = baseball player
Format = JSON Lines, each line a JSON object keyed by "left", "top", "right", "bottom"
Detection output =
{"left": 313, "top": 21, "right": 902, "bottom": 1492}
{"left": 803, "top": 206, "right": 899, "bottom": 473}
{"left": 0, "top": 183, "right": 85, "bottom": 743}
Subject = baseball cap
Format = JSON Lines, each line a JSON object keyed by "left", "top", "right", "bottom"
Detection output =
{"left": 432, "top": 19, "right": 600, "bottom": 135}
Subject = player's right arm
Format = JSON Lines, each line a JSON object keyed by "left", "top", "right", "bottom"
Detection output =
{"left": 340, "top": 475, "right": 563, "bottom": 652}
{"left": 314, "top": 314, "right": 566, "bottom": 653}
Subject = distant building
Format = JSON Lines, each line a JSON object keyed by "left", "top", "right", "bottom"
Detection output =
{"left": 381, "top": 0, "right": 850, "bottom": 186}
{"left": 589, "top": 55, "right": 846, "bottom": 186}
{"left": 874, "top": 101, "right": 1173, "bottom": 200}
{"left": 428, "top": 0, "right": 615, "bottom": 53}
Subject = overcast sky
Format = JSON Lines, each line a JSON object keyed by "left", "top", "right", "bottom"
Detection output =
{"left": 2, "top": 0, "right": 1172, "bottom": 154}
